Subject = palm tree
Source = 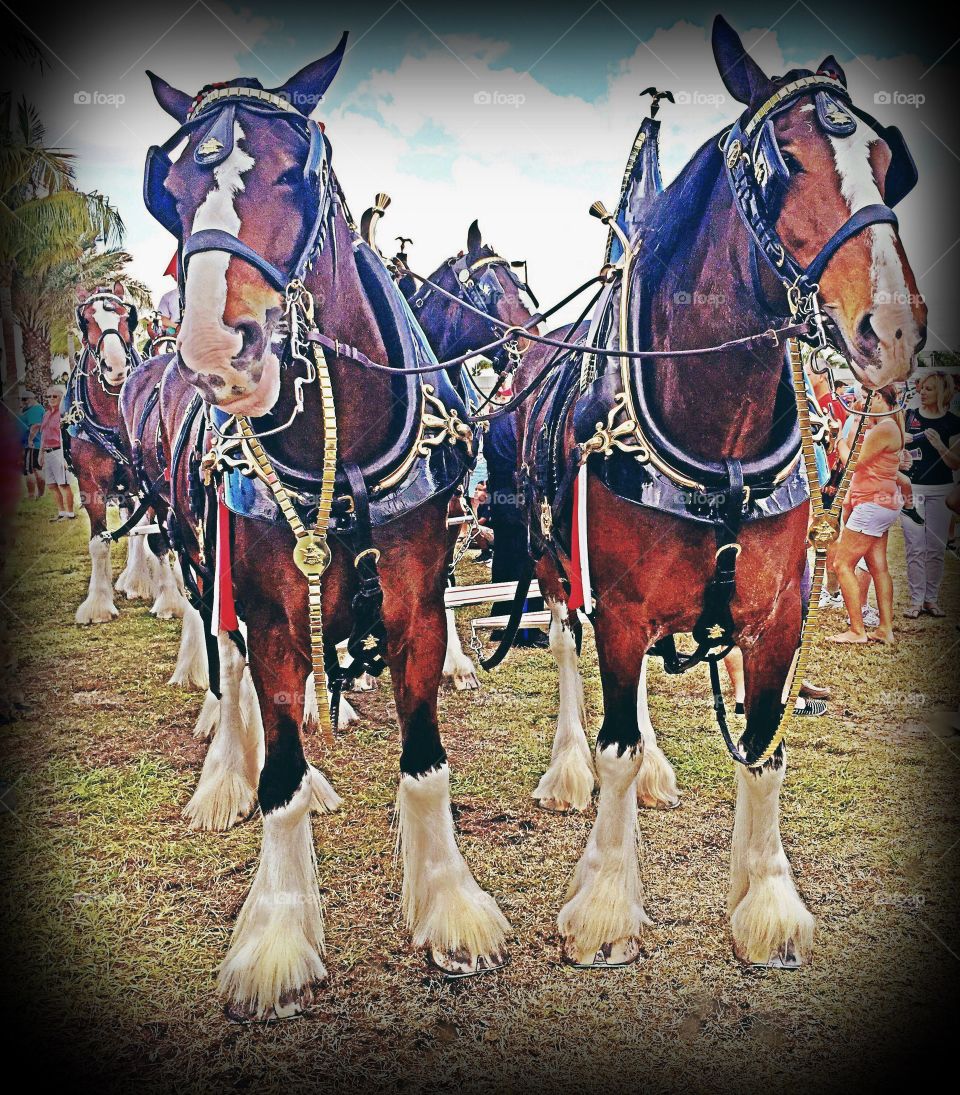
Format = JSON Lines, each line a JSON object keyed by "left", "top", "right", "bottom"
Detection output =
{"left": 14, "top": 242, "right": 151, "bottom": 394}
{"left": 0, "top": 97, "right": 123, "bottom": 411}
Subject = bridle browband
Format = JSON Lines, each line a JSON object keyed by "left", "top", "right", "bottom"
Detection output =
{"left": 723, "top": 73, "right": 917, "bottom": 320}
{"left": 145, "top": 84, "right": 335, "bottom": 294}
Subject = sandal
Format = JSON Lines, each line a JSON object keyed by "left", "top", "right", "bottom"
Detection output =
{"left": 793, "top": 698, "right": 827, "bottom": 717}
{"left": 903, "top": 605, "right": 922, "bottom": 619}
{"left": 924, "top": 602, "right": 946, "bottom": 618}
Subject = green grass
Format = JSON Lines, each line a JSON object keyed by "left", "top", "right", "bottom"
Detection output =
{"left": 1, "top": 492, "right": 958, "bottom": 1093}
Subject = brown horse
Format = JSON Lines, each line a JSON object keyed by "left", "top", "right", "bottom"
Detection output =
{"left": 66, "top": 283, "right": 178, "bottom": 623}
{"left": 146, "top": 35, "right": 508, "bottom": 1018}
{"left": 394, "top": 218, "right": 540, "bottom": 687}
{"left": 517, "top": 16, "right": 925, "bottom": 969}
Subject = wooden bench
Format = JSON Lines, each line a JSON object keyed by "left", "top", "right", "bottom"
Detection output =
{"left": 444, "top": 580, "right": 542, "bottom": 609}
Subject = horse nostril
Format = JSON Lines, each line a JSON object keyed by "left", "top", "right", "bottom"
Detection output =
{"left": 206, "top": 374, "right": 226, "bottom": 390}
{"left": 233, "top": 318, "right": 264, "bottom": 361}
{"left": 856, "top": 312, "right": 878, "bottom": 351}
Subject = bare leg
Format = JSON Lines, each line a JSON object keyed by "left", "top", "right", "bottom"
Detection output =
{"left": 864, "top": 533, "right": 895, "bottom": 644}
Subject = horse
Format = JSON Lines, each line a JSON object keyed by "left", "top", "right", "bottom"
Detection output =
{"left": 516, "top": 15, "right": 925, "bottom": 968}
{"left": 145, "top": 33, "right": 509, "bottom": 1018}
{"left": 391, "top": 217, "right": 540, "bottom": 688}
{"left": 65, "top": 283, "right": 181, "bottom": 623}
{"left": 372, "top": 206, "right": 680, "bottom": 808}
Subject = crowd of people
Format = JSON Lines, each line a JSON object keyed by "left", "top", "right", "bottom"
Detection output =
{"left": 810, "top": 362, "right": 960, "bottom": 647}
{"left": 17, "top": 386, "right": 75, "bottom": 521}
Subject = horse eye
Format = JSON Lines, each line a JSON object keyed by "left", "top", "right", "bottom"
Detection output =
{"left": 278, "top": 167, "right": 302, "bottom": 188}
{"left": 782, "top": 149, "right": 803, "bottom": 173}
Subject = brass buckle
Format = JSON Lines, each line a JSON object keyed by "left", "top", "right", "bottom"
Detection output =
{"left": 715, "top": 543, "right": 742, "bottom": 561}
{"left": 354, "top": 547, "right": 381, "bottom": 566}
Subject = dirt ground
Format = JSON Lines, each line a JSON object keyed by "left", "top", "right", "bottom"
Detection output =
{"left": 1, "top": 494, "right": 958, "bottom": 1094}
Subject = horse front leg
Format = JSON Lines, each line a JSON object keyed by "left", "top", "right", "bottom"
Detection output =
{"left": 75, "top": 471, "right": 118, "bottom": 625}
{"left": 183, "top": 631, "right": 260, "bottom": 831}
{"left": 635, "top": 656, "right": 680, "bottom": 809}
{"left": 383, "top": 518, "right": 510, "bottom": 974}
{"left": 149, "top": 531, "right": 187, "bottom": 619}
{"left": 729, "top": 604, "right": 814, "bottom": 967}
{"left": 558, "top": 603, "right": 651, "bottom": 967}
{"left": 533, "top": 595, "right": 595, "bottom": 812}
{"left": 217, "top": 552, "right": 338, "bottom": 1021}
{"left": 442, "top": 607, "right": 479, "bottom": 690}
{"left": 116, "top": 515, "right": 156, "bottom": 601}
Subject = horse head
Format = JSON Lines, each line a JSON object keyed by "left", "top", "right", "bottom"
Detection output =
{"left": 712, "top": 15, "right": 926, "bottom": 388}
{"left": 409, "top": 220, "right": 539, "bottom": 367}
{"left": 75, "top": 282, "right": 139, "bottom": 388}
{"left": 145, "top": 33, "right": 348, "bottom": 416}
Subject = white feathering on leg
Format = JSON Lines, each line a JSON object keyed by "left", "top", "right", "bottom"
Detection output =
{"left": 170, "top": 604, "right": 209, "bottom": 690}
{"left": 397, "top": 764, "right": 510, "bottom": 964}
{"left": 558, "top": 744, "right": 651, "bottom": 963}
{"left": 533, "top": 600, "right": 595, "bottom": 811}
{"left": 76, "top": 537, "right": 119, "bottom": 625}
{"left": 729, "top": 750, "right": 814, "bottom": 966}
{"left": 635, "top": 657, "right": 680, "bottom": 809}
{"left": 218, "top": 773, "right": 327, "bottom": 1020}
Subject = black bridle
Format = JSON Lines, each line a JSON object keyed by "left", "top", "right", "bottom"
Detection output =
{"left": 723, "top": 73, "right": 917, "bottom": 321}
{"left": 409, "top": 251, "right": 539, "bottom": 372}
{"left": 145, "top": 84, "right": 335, "bottom": 296}
{"left": 76, "top": 291, "right": 141, "bottom": 391}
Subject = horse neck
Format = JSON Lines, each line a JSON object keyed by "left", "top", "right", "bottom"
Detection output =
{"left": 82, "top": 348, "right": 122, "bottom": 426}
{"left": 267, "top": 195, "right": 395, "bottom": 472}
{"left": 644, "top": 163, "right": 786, "bottom": 463}
{"left": 419, "top": 270, "right": 473, "bottom": 362}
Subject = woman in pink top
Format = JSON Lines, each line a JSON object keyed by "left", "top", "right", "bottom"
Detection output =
{"left": 828, "top": 386, "right": 908, "bottom": 645}
{"left": 28, "top": 386, "right": 75, "bottom": 521}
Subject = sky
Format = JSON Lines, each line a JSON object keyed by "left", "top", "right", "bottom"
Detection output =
{"left": 7, "top": 0, "right": 960, "bottom": 348}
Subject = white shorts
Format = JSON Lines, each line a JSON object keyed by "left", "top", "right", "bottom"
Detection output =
{"left": 41, "top": 448, "right": 70, "bottom": 487}
{"left": 846, "top": 501, "right": 899, "bottom": 538}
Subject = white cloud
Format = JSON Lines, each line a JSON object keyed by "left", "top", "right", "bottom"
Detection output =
{"left": 41, "top": 14, "right": 955, "bottom": 347}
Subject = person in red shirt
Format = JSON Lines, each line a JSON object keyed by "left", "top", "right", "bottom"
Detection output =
{"left": 28, "top": 386, "right": 76, "bottom": 521}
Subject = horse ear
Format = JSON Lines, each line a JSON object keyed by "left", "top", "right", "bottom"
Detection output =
{"left": 817, "top": 55, "right": 847, "bottom": 87}
{"left": 711, "top": 15, "right": 769, "bottom": 105}
{"left": 113, "top": 281, "right": 125, "bottom": 298}
{"left": 271, "top": 31, "right": 348, "bottom": 115}
{"left": 467, "top": 220, "right": 482, "bottom": 254}
{"left": 147, "top": 71, "right": 193, "bottom": 122}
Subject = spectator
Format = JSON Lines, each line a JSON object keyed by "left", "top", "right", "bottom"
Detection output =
{"left": 901, "top": 371, "right": 960, "bottom": 617}
{"left": 17, "top": 390, "right": 44, "bottom": 501}
{"left": 828, "top": 386, "right": 908, "bottom": 644}
{"left": 28, "top": 386, "right": 75, "bottom": 521}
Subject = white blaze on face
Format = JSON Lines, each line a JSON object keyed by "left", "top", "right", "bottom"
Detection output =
{"left": 92, "top": 300, "right": 128, "bottom": 382}
{"left": 178, "top": 123, "right": 255, "bottom": 375}
{"left": 827, "top": 118, "right": 918, "bottom": 379}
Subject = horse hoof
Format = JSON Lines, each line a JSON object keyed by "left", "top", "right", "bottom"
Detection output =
{"left": 734, "top": 940, "right": 806, "bottom": 970}
{"left": 223, "top": 981, "right": 324, "bottom": 1024}
{"left": 536, "top": 797, "right": 577, "bottom": 814}
{"left": 451, "top": 672, "right": 479, "bottom": 692}
{"left": 637, "top": 791, "right": 681, "bottom": 811}
{"left": 75, "top": 605, "right": 119, "bottom": 626}
{"left": 562, "top": 936, "right": 641, "bottom": 969}
{"left": 429, "top": 947, "right": 509, "bottom": 978}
